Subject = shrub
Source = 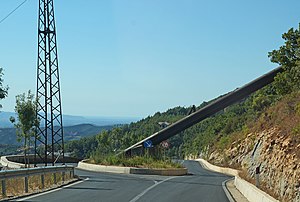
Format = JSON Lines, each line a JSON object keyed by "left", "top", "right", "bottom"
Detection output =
{"left": 90, "top": 154, "right": 183, "bottom": 169}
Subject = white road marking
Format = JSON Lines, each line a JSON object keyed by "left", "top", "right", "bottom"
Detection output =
{"left": 129, "top": 176, "right": 177, "bottom": 202}
{"left": 15, "top": 178, "right": 90, "bottom": 201}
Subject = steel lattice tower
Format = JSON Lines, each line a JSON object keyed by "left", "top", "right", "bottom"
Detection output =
{"left": 35, "top": 0, "right": 64, "bottom": 166}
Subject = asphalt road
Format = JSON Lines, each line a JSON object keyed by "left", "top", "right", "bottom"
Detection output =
{"left": 12, "top": 160, "right": 231, "bottom": 202}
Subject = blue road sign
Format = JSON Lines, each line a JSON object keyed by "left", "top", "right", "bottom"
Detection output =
{"left": 143, "top": 140, "right": 153, "bottom": 148}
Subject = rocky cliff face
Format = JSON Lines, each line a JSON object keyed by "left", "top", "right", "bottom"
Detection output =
{"left": 210, "top": 127, "right": 300, "bottom": 202}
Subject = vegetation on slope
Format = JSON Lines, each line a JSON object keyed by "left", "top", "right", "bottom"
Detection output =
{"left": 66, "top": 24, "right": 300, "bottom": 164}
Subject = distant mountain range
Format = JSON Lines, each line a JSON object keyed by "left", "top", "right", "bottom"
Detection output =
{"left": 0, "top": 111, "right": 139, "bottom": 146}
{"left": 0, "top": 111, "right": 139, "bottom": 128}
{"left": 0, "top": 124, "right": 113, "bottom": 145}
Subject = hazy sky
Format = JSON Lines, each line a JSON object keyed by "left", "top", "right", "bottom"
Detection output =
{"left": 0, "top": 0, "right": 299, "bottom": 117}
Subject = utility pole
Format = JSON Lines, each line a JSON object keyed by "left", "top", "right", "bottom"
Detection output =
{"left": 35, "top": 0, "right": 64, "bottom": 166}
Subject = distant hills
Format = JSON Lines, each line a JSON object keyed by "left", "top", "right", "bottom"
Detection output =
{"left": 0, "top": 124, "right": 113, "bottom": 145}
{"left": 0, "top": 111, "right": 139, "bottom": 147}
{"left": 0, "top": 111, "right": 139, "bottom": 128}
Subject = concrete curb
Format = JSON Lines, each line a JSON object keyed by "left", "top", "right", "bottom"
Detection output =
{"left": 195, "top": 159, "right": 279, "bottom": 202}
{"left": 222, "top": 178, "right": 236, "bottom": 202}
{"left": 77, "top": 161, "right": 188, "bottom": 176}
{"left": 0, "top": 155, "right": 80, "bottom": 169}
{"left": 234, "top": 176, "right": 279, "bottom": 202}
{"left": 78, "top": 161, "right": 131, "bottom": 174}
{"left": 197, "top": 159, "right": 237, "bottom": 202}
{"left": 0, "top": 156, "right": 25, "bottom": 169}
{"left": 196, "top": 158, "right": 239, "bottom": 176}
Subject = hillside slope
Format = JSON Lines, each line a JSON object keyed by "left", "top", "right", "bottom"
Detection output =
{"left": 209, "top": 92, "right": 300, "bottom": 202}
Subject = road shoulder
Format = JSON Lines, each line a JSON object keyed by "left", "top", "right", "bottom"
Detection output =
{"left": 226, "top": 178, "right": 249, "bottom": 202}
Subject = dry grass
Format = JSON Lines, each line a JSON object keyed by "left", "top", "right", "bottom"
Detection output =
{"left": 5, "top": 178, "right": 25, "bottom": 197}
{"left": 0, "top": 171, "right": 75, "bottom": 200}
{"left": 256, "top": 92, "right": 300, "bottom": 159}
{"left": 238, "top": 169, "right": 280, "bottom": 200}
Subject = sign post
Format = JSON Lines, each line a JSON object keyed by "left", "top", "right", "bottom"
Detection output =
{"left": 143, "top": 140, "right": 153, "bottom": 158}
{"left": 160, "top": 141, "right": 170, "bottom": 161}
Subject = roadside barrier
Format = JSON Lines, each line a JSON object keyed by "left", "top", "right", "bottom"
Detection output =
{"left": 195, "top": 159, "right": 279, "bottom": 202}
{"left": 235, "top": 176, "right": 279, "bottom": 202}
{"left": 0, "top": 165, "right": 74, "bottom": 197}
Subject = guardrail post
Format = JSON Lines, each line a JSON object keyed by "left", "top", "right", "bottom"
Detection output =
{"left": 1, "top": 179, "right": 6, "bottom": 197}
{"left": 24, "top": 176, "right": 29, "bottom": 193}
{"left": 62, "top": 171, "right": 65, "bottom": 183}
{"left": 53, "top": 173, "right": 57, "bottom": 184}
{"left": 70, "top": 170, "right": 73, "bottom": 179}
{"left": 41, "top": 174, "right": 45, "bottom": 189}
{"left": 0, "top": 165, "right": 74, "bottom": 196}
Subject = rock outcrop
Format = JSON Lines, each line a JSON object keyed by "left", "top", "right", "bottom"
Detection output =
{"left": 210, "top": 127, "right": 300, "bottom": 202}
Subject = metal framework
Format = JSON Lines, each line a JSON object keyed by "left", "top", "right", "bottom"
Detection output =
{"left": 124, "top": 66, "right": 283, "bottom": 155}
{"left": 35, "top": 0, "right": 64, "bottom": 166}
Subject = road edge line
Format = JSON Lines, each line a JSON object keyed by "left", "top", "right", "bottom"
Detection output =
{"left": 198, "top": 160, "right": 236, "bottom": 202}
{"left": 222, "top": 178, "right": 236, "bottom": 202}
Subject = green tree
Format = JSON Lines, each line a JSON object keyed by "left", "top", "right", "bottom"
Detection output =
{"left": 268, "top": 24, "right": 300, "bottom": 95}
{"left": 0, "top": 68, "right": 8, "bottom": 108}
{"left": 10, "top": 90, "right": 38, "bottom": 167}
{"left": 268, "top": 25, "right": 300, "bottom": 67}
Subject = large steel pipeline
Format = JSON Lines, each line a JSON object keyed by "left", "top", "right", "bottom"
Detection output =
{"left": 124, "top": 66, "right": 283, "bottom": 154}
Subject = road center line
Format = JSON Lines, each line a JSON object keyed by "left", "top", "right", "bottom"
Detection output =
{"left": 129, "top": 176, "right": 177, "bottom": 202}
{"left": 15, "top": 178, "right": 90, "bottom": 201}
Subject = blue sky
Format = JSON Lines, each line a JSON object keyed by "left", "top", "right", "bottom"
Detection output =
{"left": 0, "top": 0, "right": 300, "bottom": 117}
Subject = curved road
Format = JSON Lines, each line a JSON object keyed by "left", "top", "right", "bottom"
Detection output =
{"left": 12, "top": 161, "right": 231, "bottom": 202}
